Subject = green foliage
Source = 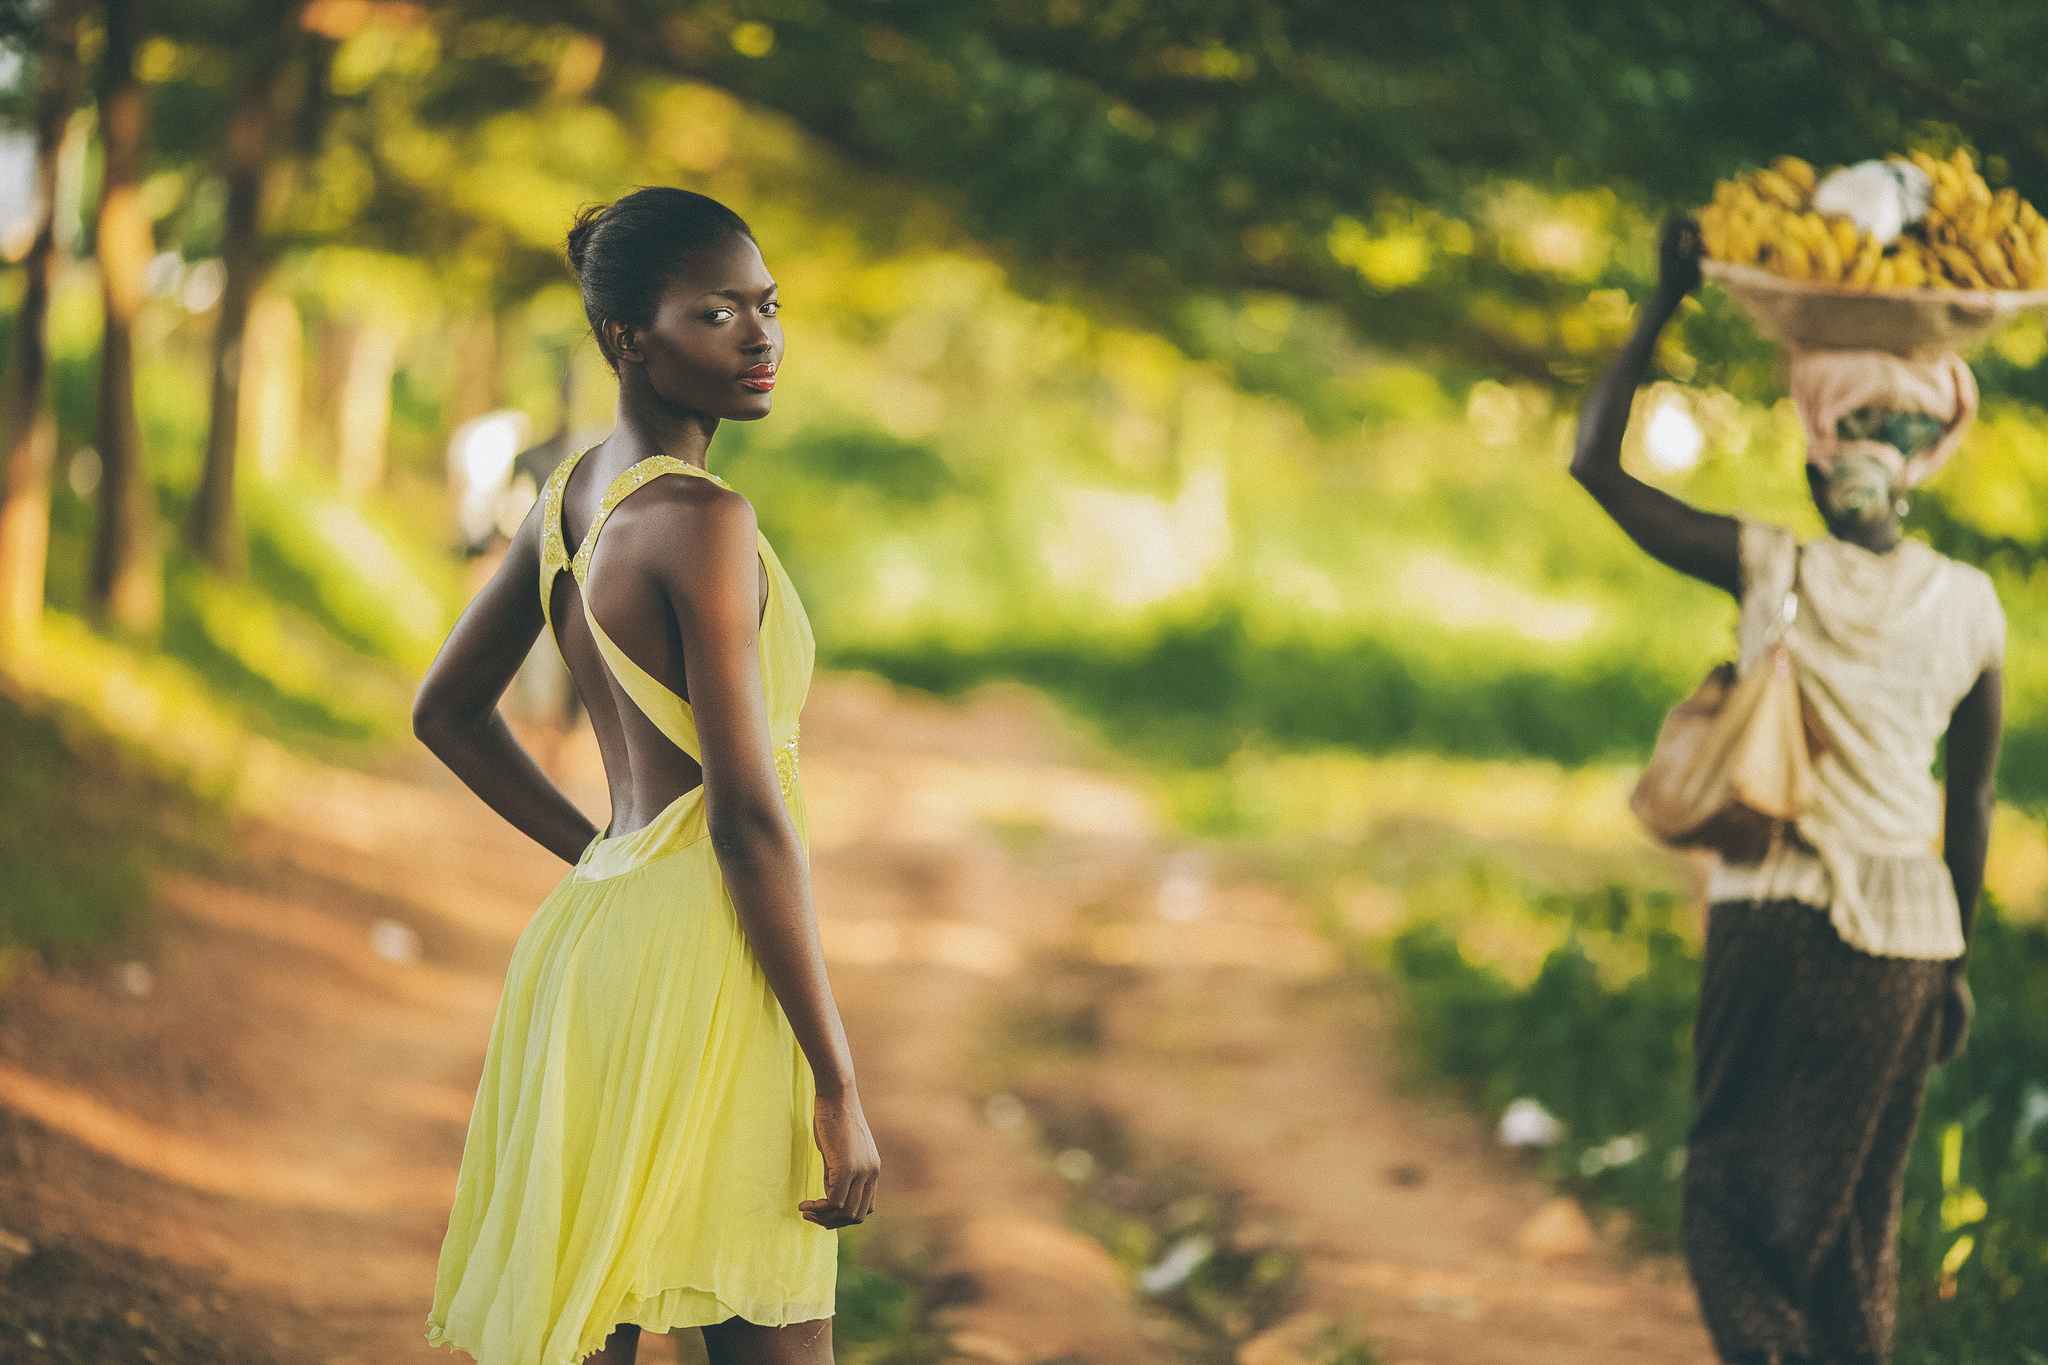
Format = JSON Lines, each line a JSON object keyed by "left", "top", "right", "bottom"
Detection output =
{"left": 92, "top": 0, "right": 2048, "bottom": 404}
{"left": 1388, "top": 894, "right": 2048, "bottom": 1358}
{"left": 0, "top": 687, "right": 201, "bottom": 953}
{"left": 835, "top": 611, "right": 1685, "bottom": 769}
{"left": 785, "top": 429, "right": 956, "bottom": 504}
{"left": 1389, "top": 886, "right": 1699, "bottom": 1235}
{"left": 1896, "top": 906, "right": 2048, "bottom": 1361}
{"left": 831, "top": 1229, "right": 947, "bottom": 1365}
{"left": 242, "top": 480, "right": 454, "bottom": 673}
{"left": 431, "top": 0, "right": 2048, "bottom": 395}
{"left": 158, "top": 550, "right": 411, "bottom": 742}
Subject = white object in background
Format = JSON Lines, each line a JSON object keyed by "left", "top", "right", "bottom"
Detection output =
{"left": 1812, "top": 160, "right": 1933, "bottom": 246}
{"left": 984, "top": 1092, "right": 1027, "bottom": 1132}
{"left": 1497, "top": 1097, "right": 1566, "bottom": 1148}
{"left": 1139, "top": 1234, "right": 1214, "bottom": 1294}
{"left": 1579, "top": 1132, "right": 1646, "bottom": 1176}
{"left": 2016, "top": 1082, "right": 2048, "bottom": 1152}
{"left": 0, "top": 130, "right": 36, "bottom": 259}
{"left": 67, "top": 448, "right": 100, "bottom": 497}
{"left": 370, "top": 918, "right": 423, "bottom": 965}
{"left": 1644, "top": 401, "right": 1705, "bottom": 475}
{"left": 1156, "top": 850, "right": 1208, "bottom": 924}
{"left": 180, "top": 259, "right": 226, "bottom": 313}
{"left": 447, "top": 410, "right": 532, "bottom": 551}
{"left": 1051, "top": 1148, "right": 1096, "bottom": 1181}
{"left": 145, "top": 251, "right": 183, "bottom": 298}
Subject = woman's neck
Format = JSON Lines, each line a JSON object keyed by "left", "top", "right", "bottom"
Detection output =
{"left": 1829, "top": 519, "right": 1904, "bottom": 554}
{"left": 604, "top": 379, "right": 719, "bottom": 470}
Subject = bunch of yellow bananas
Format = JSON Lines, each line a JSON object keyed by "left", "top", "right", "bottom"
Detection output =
{"left": 1906, "top": 149, "right": 2048, "bottom": 290}
{"left": 1697, "top": 150, "right": 2048, "bottom": 291}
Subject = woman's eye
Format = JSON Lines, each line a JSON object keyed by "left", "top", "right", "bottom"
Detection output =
{"left": 704, "top": 308, "right": 734, "bottom": 323}
{"left": 761, "top": 301, "right": 780, "bottom": 317}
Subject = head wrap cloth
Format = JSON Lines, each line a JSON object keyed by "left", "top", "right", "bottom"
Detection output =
{"left": 1789, "top": 348, "right": 1978, "bottom": 490}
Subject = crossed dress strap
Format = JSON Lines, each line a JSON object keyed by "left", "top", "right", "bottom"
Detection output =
{"left": 540, "top": 449, "right": 746, "bottom": 766}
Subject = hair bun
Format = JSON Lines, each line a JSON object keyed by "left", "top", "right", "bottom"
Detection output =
{"left": 568, "top": 187, "right": 754, "bottom": 372}
{"left": 566, "top": 204, "right": 605, "bottom": 274}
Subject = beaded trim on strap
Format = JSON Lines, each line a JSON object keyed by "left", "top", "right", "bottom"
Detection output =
{"left": 537, "top": 447, "right": 583, "bottom": 586}
{"left": 570, "top": 456, "right": 730, "bottom": 584}
{"left": 774, "top": 725, "right": 800, "bottom": 800}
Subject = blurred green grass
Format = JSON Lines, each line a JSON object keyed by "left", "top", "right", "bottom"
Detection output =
{"left": 0, "top": 682, "right": 214, "bottom": 954}
{"left": 1375, "top": 887, "right": 2048, "bottom": 1361}
{"left": 2, "top": 96, "right": 2045, "bottom": 1360}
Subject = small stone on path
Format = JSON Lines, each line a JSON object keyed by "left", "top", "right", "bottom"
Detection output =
{"left": 1516, "top": 1195, "right": 1597, "bottom": 1263}
{"left": 1237, "top": 1311, "right": 1336, "bottom": 1365}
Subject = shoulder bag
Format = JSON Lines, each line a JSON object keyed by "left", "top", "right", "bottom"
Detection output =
{"left": 1630, "top": 550, "right": 1828, "bottom": 863}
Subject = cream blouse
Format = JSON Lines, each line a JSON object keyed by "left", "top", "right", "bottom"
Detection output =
{"left": 1705, "top": 521, "right": 2005, "bottom": 959}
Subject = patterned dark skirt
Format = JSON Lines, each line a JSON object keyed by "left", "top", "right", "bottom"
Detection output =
{"left": 1683, "top": 899, "right": 1948, "bottom": 1365}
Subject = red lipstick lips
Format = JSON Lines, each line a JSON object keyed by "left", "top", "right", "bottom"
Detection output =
{"left": 738, "top": 364, "right": 776, "bottom": 392}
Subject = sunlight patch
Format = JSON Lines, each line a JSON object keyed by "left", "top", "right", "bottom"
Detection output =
{"left": 1045, "top": 469, "right": 1230, "bottom": 609}
{"left": 1398, "top": 553, "right": 1597, "bottom": 643}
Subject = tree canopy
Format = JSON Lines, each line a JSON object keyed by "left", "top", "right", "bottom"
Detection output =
{"left": 7, "top": 0, "right": 2048, "bottom": 630}
{"left": 425, "top": 0, "right": 2048, "bottom": 391}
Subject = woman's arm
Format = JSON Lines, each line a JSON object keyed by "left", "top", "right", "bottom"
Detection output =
{"left": 412, "top": 509, "right": 600, "bottom": 865}
{"left": 1570, "top": 217, "right": 1742, "bottom": 596}
{"left": 648, "top": 480, "right": 879, "bottom": 1230}
{"left": 1937, "top": 666, "right": 2002, "bottom": 1063}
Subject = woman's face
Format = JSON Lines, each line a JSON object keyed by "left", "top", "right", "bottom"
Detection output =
{"left": 611, "top": 232, "right": 782, "bottom": 421}
{"left": 1806, "top": 454, "right": 1899, "bottom": 542}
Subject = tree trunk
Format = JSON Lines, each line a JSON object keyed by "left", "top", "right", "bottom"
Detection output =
{"left": 188, "top": 78, "right": 270, "bottom": 573}
{"left": 450, "top": 312, "right": 499, "bottom": 426}
{"left": 336, "top": 320, "right": 395, "bottom": 496}
{"left": 242, "top": 290, "right": 301, "bottom": 480}
{"left": 0, "top": 0, "right": 81, "bottom": 641}
{"left": 88, "top": 0, "right": 159, "bottom": 632}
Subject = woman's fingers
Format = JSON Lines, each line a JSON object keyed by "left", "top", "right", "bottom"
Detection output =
{"left": 797, "top": 1201, "right": 862, "bottom": 1228}
{"left": 826, "top": 1162, "right": 853, "bottom": 1214}
{"left": 796, "top": 1172, "right": 876, "bottom": 1227}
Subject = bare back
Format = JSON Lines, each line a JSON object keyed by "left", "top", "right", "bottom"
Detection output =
{"left": 546, "top": 445, "right": 769, "bottom": 840}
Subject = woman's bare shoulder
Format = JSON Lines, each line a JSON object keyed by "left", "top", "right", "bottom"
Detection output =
{"left": 601, "top": 471, "right": 759, "bottom": 583}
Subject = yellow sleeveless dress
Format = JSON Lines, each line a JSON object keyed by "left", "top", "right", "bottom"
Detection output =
{"left": 427, "top": 451, "right": 834, "bottom": 1365}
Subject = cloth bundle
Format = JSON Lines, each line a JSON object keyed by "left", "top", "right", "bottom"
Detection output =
{"left": 1789, "top": 347, "right": 1979, "bottom": 488}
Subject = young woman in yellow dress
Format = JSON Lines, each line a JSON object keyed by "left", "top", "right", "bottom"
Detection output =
{"left": 414, "top": 188, "right": 878, "bottom": 1365}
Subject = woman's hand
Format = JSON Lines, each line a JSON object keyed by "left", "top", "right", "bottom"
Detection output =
{"left": 1936, "top": 969, "right": 1974, "bottom": 1065}
{"left": 1657, "top": 213, "right": 1703, "bottom": 303}
{"left": 800, "top": 1092, "right": 880, "bottom": 1228}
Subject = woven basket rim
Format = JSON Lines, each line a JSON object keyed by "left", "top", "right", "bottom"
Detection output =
{"left": 1702, "top": 258, "right": 2048, "bottom": 309}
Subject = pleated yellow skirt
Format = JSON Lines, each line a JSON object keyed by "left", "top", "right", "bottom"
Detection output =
{"left": 427, "top": 790, "right": 836, "bottom": 1365}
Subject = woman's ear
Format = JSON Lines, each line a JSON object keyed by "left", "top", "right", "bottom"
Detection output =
{"left": 604, "top": 318, "right": 641, "bottom": 366}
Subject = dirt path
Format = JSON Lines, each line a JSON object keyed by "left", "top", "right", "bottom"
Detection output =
{"left": 0, "top": 677, "right": 1716, "bottom": 1365}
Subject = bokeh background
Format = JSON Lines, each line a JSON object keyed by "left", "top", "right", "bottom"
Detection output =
{"left": 1, "top": 3, "right": 2046, "bottom": 1363}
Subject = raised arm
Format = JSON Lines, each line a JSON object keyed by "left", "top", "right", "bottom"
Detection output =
{"left": 413, "top": 509, "right": 600, "bottom": 865}
{"left": 1570, "top": 217, "right": 1741, "bottom": 596}
{"left": 1937, "top": 665, "right": 2003, "bottom": 1063}
{"left": 658, "top": 482, "right": 878, "bottom": 1230}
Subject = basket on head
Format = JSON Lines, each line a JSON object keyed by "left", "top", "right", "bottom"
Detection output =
{"left": 1704, "top": 259, "right": 2048, "bottom": 360}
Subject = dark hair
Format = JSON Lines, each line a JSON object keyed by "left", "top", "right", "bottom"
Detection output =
{"left": 566, "top": 187, "right": 754, "bottom": 369}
